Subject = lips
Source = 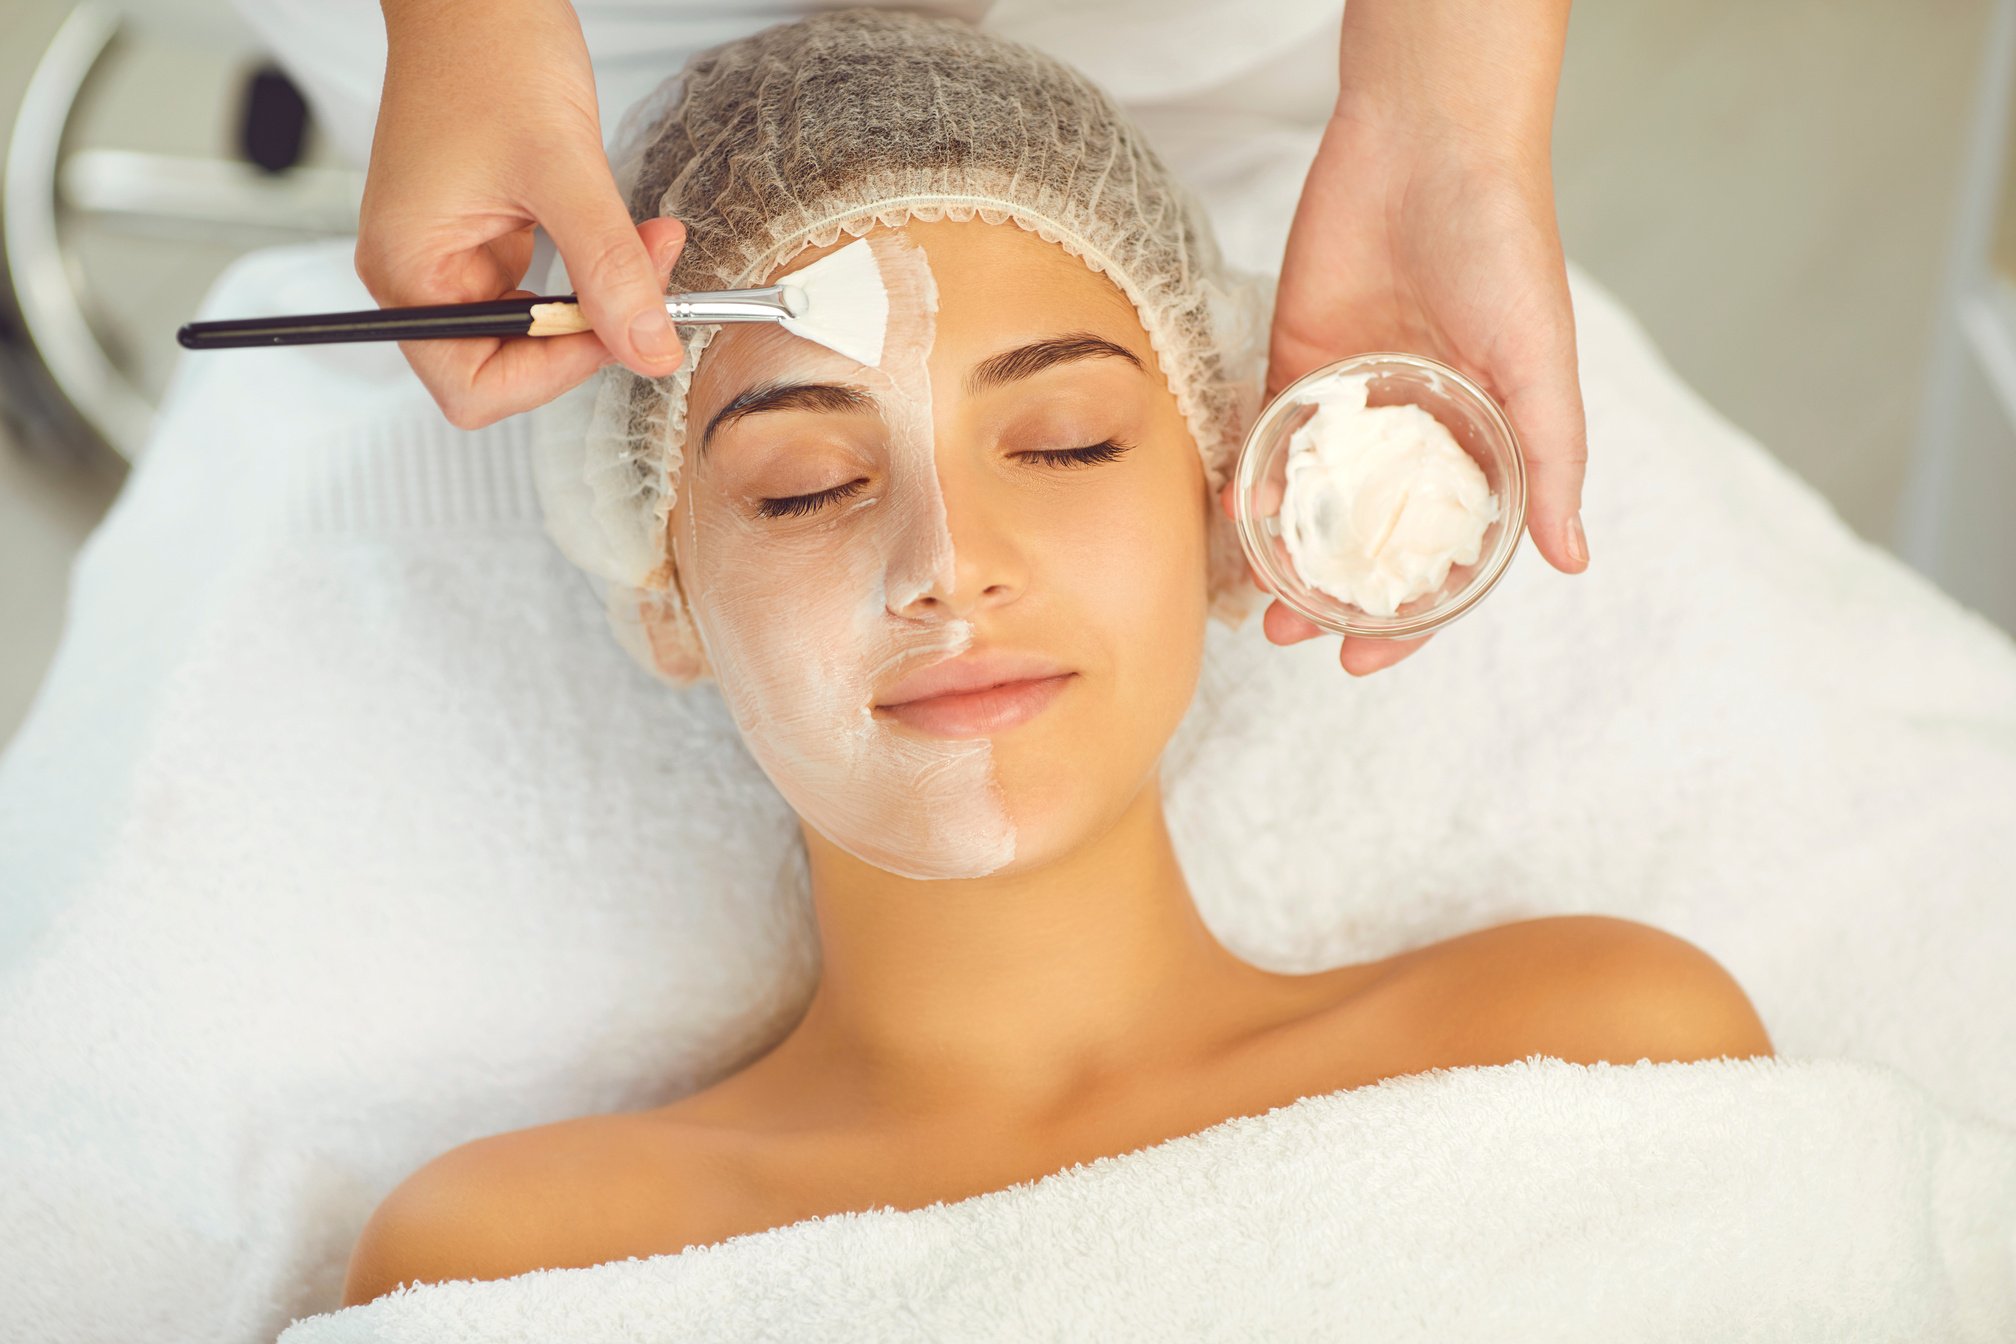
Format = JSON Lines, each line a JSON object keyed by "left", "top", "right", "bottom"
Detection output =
{"left": 873, "top": 648, "right": 1077, "bottom": 738}
{"left": 875, "top": 648, "right": 1072, "bottom": 707}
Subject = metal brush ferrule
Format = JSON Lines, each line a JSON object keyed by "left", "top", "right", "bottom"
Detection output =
{"left": 665, "top": 285, "right": 799, "bottom": 323}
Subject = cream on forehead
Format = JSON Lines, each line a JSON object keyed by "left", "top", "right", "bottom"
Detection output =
{"left": 677, "top": 229, "right": 1016, "bottom": 879}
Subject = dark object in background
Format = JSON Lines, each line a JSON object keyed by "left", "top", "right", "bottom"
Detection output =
{"left": 238, "top": 64, "right": 309, "bottom": 174}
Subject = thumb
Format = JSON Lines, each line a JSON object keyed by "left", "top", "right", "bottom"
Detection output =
{"left": 541, "top": 175, "right": 685, "bottom": 378}
{"left": 1498, "top": 348, "right": 1590, "bottom": 576}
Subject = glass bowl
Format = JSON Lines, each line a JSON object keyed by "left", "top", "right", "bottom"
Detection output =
{"left": 1231, "top": 353, "right": 1527, "bottom": 639}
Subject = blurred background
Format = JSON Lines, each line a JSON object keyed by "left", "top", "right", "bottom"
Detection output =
{"left": 3, "top": 0, "right": 2013, "bottom": 749}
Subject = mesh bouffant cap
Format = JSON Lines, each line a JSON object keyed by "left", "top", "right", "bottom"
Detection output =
{"left": 532, "top": 7, "right": 1270, "bottom": 685}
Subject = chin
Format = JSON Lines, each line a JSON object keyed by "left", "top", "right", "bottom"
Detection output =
{"left": 811, "top": 763, "right": 1137, "bottom": 881}
{"left": 988, "top": 751, "right": 1138, "bottom": 869}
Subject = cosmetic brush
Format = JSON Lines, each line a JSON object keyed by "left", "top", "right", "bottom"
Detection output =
{"left": 175, "top": 238, "right": 892, "bottom": 367}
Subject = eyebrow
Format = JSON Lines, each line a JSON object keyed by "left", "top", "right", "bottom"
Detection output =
{"left": 965, "top": 332, "right": 1144, "bottom": 396}
{"left": 700, "top": 381, "right": 877, "bottom": 455}
{"left": 698, "top": 332, "right": 1146, "bottom": 455}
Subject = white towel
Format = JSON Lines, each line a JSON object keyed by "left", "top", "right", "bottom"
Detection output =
{"left": 272, "top": 1056, "right": 2016, "bottom": 1343}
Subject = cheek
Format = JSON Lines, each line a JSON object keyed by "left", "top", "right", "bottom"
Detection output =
{"left": 1036, "top": 439, "right": 1211, "bottom": 645}
{"left": 680, "top": 494, "right": 887, "bottom": 680}
{"left": 993, "top": 439, "right": 1208, "bottom": 861}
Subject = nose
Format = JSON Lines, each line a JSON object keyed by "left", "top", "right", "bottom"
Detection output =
{"left": 885, "top": 457, "right": 1025, "bottom": 622}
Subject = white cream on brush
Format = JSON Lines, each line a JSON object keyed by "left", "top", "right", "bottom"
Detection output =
{"left": 1278, "top": 373, "right": 1501, "bottom": 617}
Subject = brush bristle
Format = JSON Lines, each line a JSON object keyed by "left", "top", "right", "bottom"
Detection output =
{"left": 778, "top": 240, "right": 890, "bottom": 367}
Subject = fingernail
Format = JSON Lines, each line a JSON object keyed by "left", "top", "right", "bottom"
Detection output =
{"left": 1565, "top": 511, "right": 1589, "bottom": 566}
{"left": 629, "top": 309, "right": 679, "bottom": 363}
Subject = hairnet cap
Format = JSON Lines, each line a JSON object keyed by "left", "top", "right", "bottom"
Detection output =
{"left": 532, "top": 7, "right": 1270, "bottom": 685}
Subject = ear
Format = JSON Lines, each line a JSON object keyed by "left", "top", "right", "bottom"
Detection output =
{"left": 636, "top": 590, "right": 712, "bottom": 684}
{"left": 637, "top": 495, "right": 712, "bottom": 684}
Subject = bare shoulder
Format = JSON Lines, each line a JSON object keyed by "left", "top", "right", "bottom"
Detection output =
{"left": 1396, "top": 913, "right": 1776, "bottom": 1069}
{"left": 340, "top": 1112, "right": 718, "bottom": 1308}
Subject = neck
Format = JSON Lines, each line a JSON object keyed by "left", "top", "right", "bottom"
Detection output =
{"left": 755, "top": 778, "right": 1284, "bottom": 1127}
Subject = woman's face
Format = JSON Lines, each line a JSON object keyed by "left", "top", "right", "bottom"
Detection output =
{"left": 667, "top": 218, "right": 1209, "bottom": 879}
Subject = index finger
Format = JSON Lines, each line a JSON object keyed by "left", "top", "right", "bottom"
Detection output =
{"left": 394, "top": 225, "right": 685, "bottom": 429}
{"left": 398, "top": 325, "right": 616, "bottom": 430}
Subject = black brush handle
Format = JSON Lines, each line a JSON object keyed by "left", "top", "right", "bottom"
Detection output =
{"left": 175, "top": 294, "right": 582, "bottom": 348}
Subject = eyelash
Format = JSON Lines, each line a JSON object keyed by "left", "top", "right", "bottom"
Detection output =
{"left": 754, "top": 438, "right": 1134, "bottom": 520}
{"left": 1021, "top": 438, "right": 1133, "bottom": 469}
{"left": 756, "top": 479, "right": 869, "bottom": 520}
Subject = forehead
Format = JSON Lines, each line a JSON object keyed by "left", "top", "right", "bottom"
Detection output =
{"left": 882, "top": 217, "right": 1144, "bottom": 356}
{"left": 686, "top": 219, "right": 1149, "bottom": 417}
{"left": 771, "top": 217, "right": 1138, "bottom": 321}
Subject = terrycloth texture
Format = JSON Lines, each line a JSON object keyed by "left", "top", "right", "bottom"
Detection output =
{"left": 5, "top": 78, "right": 2016, "bottom": 1344}
{"left": 273, "top": 1056, "right": 2016, "bottom": 1342}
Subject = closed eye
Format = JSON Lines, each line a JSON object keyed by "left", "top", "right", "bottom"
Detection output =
{"left": 1017, "top": 438, "right": 1134, "bottom": 468}
{"left": 754, "top": 440, "right": 1132, "bottom": 519}
{"left": 756, "top": 477, "right": 869, "bottom": 520}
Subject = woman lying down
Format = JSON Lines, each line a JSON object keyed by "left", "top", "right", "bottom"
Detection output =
{"left": 288, "top": 11, "right": 2011, "bottom": 1341}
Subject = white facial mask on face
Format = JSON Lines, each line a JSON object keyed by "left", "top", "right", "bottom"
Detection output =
{"left": 676, "top": 232, "right": 1017, "bottom": 880}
